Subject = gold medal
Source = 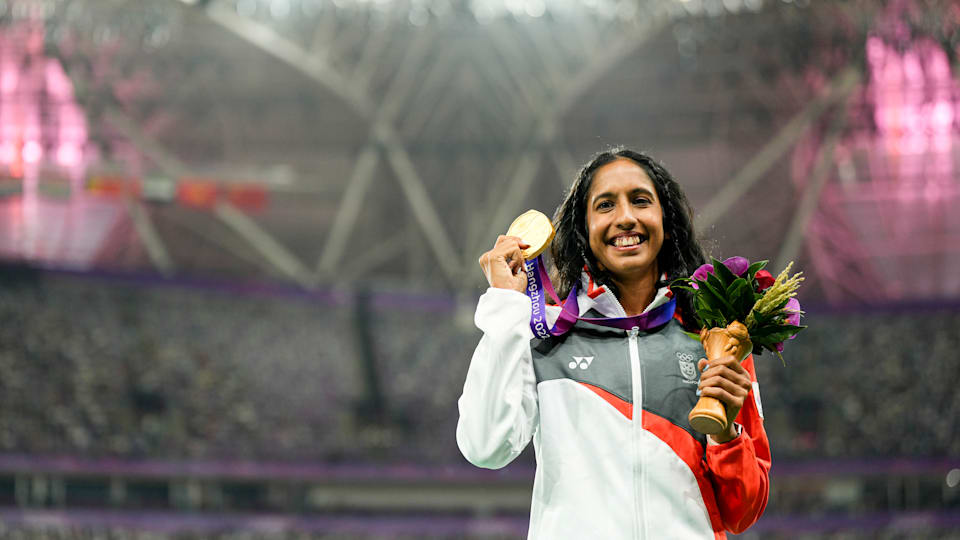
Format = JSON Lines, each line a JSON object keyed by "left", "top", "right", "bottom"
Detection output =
{"left": 506, "top": 209, "right": 555, "bottom": 260}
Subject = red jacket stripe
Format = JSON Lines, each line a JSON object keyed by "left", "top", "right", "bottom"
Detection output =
{"left": 579, "top": 382, "right": 633, "bottom": 420}
{"left": 641, "top": 410, "right": 727, "bottom": 537}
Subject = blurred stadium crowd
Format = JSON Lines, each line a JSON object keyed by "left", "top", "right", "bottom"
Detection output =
{"left": 0, "top": 266, "right": 957, "bottom": 464}
{"left": 1, "top": 267, "right": 958, "bottom": 537}
{"left": 0, "top": 269, "right": 360, "bottom": 462}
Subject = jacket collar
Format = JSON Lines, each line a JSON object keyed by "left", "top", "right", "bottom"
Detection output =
{"left": 576, "top": 270, "right": 672, "bottom": 319}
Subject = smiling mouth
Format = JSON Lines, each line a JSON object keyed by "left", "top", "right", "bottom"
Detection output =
{"left": 611, "top": 234, "right": 646, "bottom": 248}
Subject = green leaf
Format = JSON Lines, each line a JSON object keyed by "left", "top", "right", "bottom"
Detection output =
{"left": 712, "top": 257, "right": 740, "bottom": 284}
{"left": 705, "top": 259, "right": 728, "bottom": 286}
{"left": 749, "top": 324, "right": 790, "bottom": 338}
{"left": 726, "top": 278, "right": 754, "bottom": 320}
{"left": 746, "top": 260, "right": 768, "bottom": 280}
{"left": 724, "top": 276, "right": 743, "bottom": 298}
{"left": 694, "top": 298, "right": 724, "bottom": 323}
{"left": 693, "top": 281, "right": 717, "bottom": 305}
{"left": 693, "top": 295, "right": 725, "bottom": 327}
{"left": 751, "top": 325, "right": 807, "bottom": 344}
{"left": 705, "top": 268, "right": 728, "bottom": 292}
{"left": 750, "top": 307, "right": 775, "bottom": 326}
{"left": 777, "top": 325, "right": 806, "bottom": 339}
{"left": 701, "top": 312, "right": 725, "bottom": 328}
{"left": 699, "top": 276, "right": 737, "bottom": 320}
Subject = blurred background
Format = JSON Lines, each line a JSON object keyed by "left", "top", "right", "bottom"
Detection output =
{"left": 0, "top": 0, "right": 958, "bottom": 538}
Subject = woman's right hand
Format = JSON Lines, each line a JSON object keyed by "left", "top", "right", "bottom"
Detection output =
{"left": 478, "top": 235, "right": 531, "bottom": 293}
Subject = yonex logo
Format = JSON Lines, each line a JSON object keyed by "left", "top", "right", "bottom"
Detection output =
{"left": 568, "top": 356, "right": 595, "bottom": 370}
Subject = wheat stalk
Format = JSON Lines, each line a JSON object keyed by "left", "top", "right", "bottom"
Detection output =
{"left": 745, "top": 262, "right": 805, "bottom": 330}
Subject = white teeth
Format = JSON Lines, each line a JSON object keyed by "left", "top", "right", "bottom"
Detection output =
{"left": 613, "top": 235, "right": 641, "bottom": 247}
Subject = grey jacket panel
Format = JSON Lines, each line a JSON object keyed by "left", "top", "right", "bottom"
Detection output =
{"left": 532, "top": 322, "right": 632, "bottom": 404}
{"left": 636, "top": 320, "right": 708, "bottom": 445}
{"left": 532, "top": 317, "right": 708, "bottom": 445}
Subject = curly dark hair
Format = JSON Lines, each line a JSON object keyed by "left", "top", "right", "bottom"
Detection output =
{"left": 550, "top": 148, "right": 707, "bottom": 327}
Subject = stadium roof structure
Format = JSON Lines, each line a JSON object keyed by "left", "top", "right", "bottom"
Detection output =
{"left": 0, "top": 0, "right": 958, "bottom": 307}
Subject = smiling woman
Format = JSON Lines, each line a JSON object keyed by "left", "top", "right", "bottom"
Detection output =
{"left": 459, "top": 148, "right": 772, "bottom": 539}
{"left": 551, "top": 148, "right": 707, "bottom": 323}
{"left": 585, "top": 159, "right": 666, "bottom": 313}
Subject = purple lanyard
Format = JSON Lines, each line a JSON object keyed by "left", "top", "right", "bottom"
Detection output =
{"left": 523, "top": 255, "right": 677, "bottom": 339}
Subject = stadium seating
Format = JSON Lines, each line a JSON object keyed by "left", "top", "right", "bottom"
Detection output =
{"left": 1, "top": 269, "right": 958, "bottom": 463}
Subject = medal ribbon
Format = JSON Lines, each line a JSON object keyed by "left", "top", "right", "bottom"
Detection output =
{"left": 523, "top": 255, "right": 676, "bottom": 339}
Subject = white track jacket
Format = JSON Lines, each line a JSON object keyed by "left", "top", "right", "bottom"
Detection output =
{"left": 456, "top": 275, "right": 770, "bottom": 539}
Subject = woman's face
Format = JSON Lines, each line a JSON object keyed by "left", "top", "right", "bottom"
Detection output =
{"left": 585, "top": 158, "right": 665, "bottom": 285}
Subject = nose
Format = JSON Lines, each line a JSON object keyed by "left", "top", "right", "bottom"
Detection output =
{"left": 613, "top": 198, "right": 637, "bottom": 229}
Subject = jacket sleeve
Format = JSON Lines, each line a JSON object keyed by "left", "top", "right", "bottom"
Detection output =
{"left": 456, "top": 287, "right": 539, "bottom": 469}
{"left": 704, "top": 354, "right": 771, "bottom": 534}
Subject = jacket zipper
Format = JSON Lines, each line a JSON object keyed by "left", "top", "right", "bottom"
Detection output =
{"left": 628, "top": 326, "right": 645, "bottom": 539}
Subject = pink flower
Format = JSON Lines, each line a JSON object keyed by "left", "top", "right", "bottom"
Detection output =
{"left": 692, "top": 263, "right": 714, "bottom": 283}
{"left": 773, "top": 297, "right": 803, "bottom": 351}
{"left": 690, "top": 257, "right": 750, "bottom": 289}
{"left": 722, "top": 256, "right": 749, "bottom": 277}
{"left": 784, "top": 297, "right": 802, "bottom": 329}
{"left": 755, "top": 269, "right": 775, "bottom": 290}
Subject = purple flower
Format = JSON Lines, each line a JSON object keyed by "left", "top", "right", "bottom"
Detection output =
{"left": 784, "top": 297, "right": 802, "bottom": 336}
{"left": 690, "top": 257, "right": 750, "bottom": 289}
{"left": 722, "top": 256, "right": 749, "bottom": 277}
{"left": 784, "top": 297, "right": 801, "bottom": 324}
{"left": 691, "top": 264, "right": 714, "bottom": 287}
{"left": 773, "top": 297, "right": 803, "bottom": 351}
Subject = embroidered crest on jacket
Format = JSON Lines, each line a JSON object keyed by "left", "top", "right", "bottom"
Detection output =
{"left": 676, "top": 351, "right": 698, "bottom": 383}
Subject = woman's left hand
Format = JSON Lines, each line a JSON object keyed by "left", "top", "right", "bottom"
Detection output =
{"left": 697, "top": 355, "right": 752, "bottom": 443}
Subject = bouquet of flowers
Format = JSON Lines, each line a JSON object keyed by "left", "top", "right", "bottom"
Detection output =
{"left": 673, "top": 256, "right": 805, "bottom": 434}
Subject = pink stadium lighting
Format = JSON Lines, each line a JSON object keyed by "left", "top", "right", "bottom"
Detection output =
{"left": 46, "top": 55, "right": 88, "bottom": 174}
{"left": 57, "top": 143, "right": 80, "bottom": 166}
{"left": 0, "top": 21, "right": 112, "bottom": 270}
{"left": 0, "top": 23, "right": 88, "bottom": 174}
{"left": 798, "top": 15, "right": 960, "bottom": 304}
{"left": 21, "top": 140, "right": 41, "bottom": 163}
{"left": 866, "top": 35, "right": 956, "bottom": 199}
